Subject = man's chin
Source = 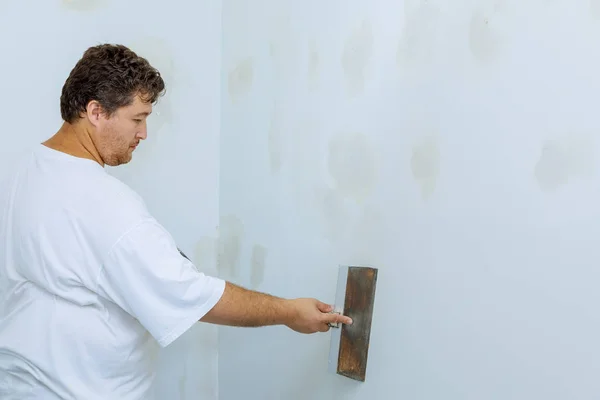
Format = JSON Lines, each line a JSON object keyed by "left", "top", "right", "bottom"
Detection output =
{"left": 105, "top": 154, "right": 133, "bottom": 167}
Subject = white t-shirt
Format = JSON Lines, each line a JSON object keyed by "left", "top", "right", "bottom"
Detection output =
{"left": 0, "top": 144, "right": 226, "bottom": 399}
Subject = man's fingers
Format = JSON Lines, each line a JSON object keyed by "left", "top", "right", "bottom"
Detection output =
{"left": 322, "top": 312, "right": 353, "bottom": 325}
{"left": 316, "top": 301, "right": 333, "bottom": 313}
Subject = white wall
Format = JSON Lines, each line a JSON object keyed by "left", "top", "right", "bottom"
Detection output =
{"left": 0, "top": 1, "right": 221, "bottom": 399}
{"left": 219, "top": 0, "right": 600, "bottom": 398}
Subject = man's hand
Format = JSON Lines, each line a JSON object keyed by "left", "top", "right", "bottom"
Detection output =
{"left": 285, "top": 298, "right": 353, "bottom": 333}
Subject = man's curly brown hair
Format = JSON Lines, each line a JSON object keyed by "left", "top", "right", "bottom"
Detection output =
{"left": 60, "top": 43, "right": 166, "bottom": 123}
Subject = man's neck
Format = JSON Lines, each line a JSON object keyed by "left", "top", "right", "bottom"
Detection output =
{"left": 43, "top": 122, "right": 104, "bottom": 167}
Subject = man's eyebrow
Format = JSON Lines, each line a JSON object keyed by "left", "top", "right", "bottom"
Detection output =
{"left": 134, "top": 111, "right": 151, "bottom": 117}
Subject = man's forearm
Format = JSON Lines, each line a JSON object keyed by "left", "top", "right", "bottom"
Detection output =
{"left": 200, "top": 281, "right": 296, "bottom": 327}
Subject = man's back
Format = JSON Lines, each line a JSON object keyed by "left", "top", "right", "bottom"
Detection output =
{"left": 0, "top": 145, "right": 225, "bottom": 399}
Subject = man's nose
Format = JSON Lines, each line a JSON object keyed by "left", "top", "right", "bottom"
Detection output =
{"left": 137, "top": 122, "right": 148, "bottom": 140}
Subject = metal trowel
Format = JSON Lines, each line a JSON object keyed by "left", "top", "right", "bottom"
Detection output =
{"left": 327, "top": 265, "right": 378, "bottom": 382}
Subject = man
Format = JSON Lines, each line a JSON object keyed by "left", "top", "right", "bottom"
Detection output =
{"left": 0, "top": 44, "right": 351, "bottom": 399}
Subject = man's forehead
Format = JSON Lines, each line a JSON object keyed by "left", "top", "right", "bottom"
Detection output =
{"left": 127, "top": 96, "right": 153, "bottom": 116}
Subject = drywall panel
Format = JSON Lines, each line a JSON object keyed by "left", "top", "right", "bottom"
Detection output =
{"left": 219, "top": 0, "right": 600, "bottom": 399}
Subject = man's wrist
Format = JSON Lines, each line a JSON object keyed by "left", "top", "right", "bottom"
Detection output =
{"left": 277, "top": 298, "right": 297, "bottom": 326}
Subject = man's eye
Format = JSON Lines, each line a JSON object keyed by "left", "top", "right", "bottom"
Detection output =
{"left": 134, "top": 119, "right": 142, "bottom": 123}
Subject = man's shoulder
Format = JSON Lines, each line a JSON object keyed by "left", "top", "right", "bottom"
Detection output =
{"left": 98, "top": 172, "right": 146, "bottom": 206}
{"left": 87, "top": 172, "right": 152, "bottom": 226}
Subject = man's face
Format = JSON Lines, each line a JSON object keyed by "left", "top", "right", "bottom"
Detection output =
{"left": 92, "top": 95, "right": 152, "bottom": 166}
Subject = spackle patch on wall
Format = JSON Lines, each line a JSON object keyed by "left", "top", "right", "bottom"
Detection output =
{"left": 396, "top": 0, "right": 439, "bottom": 72}
{"left": 250, "top": 245, "right": 268, "bottom": 288}
{"left": 228, "top": 58, "right": 254, "bottom": 103}
{"left": 61, "top": 0, "right": 107, "bottom": 11}
{"left": 341, "top": 20, "right": 373, "bottom": 96}
{"left": 411, "top": 137, "right": 440, "bottom": 200}
{"left": 534, "top": 134, "right": 595, "bottom": 192}
{"left": 268, "top": 103, "right": 283, "bottom": 174}
{"left": 217, "top": 215, "right": 244, "bottom": 279}
{"left": 468, "top": 1, "right": 508, "bottom": 63}
{"left": 328, "top": 132, "right": 377, "bottom": 203}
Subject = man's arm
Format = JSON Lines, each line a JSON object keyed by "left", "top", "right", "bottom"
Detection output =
{"left": 200, "top": 281, "right": 353, "bottom": 334}
{"left": 200, "top": 281, "right": 292, "bottom": 327}
{"left": 177, "top": 247, "right": 352, "bottom": 333}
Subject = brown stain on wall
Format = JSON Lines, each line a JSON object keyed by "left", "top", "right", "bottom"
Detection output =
{"left": 250, "top": 244, "right": 268, "bottom": 288}
{"left": 228, "top": 58, "right": 254, "bottom": 103}
{"left": 217, "top": 215, "right": 244, "bottom": 279}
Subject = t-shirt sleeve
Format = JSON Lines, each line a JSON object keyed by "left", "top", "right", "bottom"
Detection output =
{"left": 96, "top": 218, "right": 226, "bottom": 347}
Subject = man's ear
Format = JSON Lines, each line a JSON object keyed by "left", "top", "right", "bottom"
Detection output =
{"left": 85, "top": 100, "right": 104, "bottom": 128}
